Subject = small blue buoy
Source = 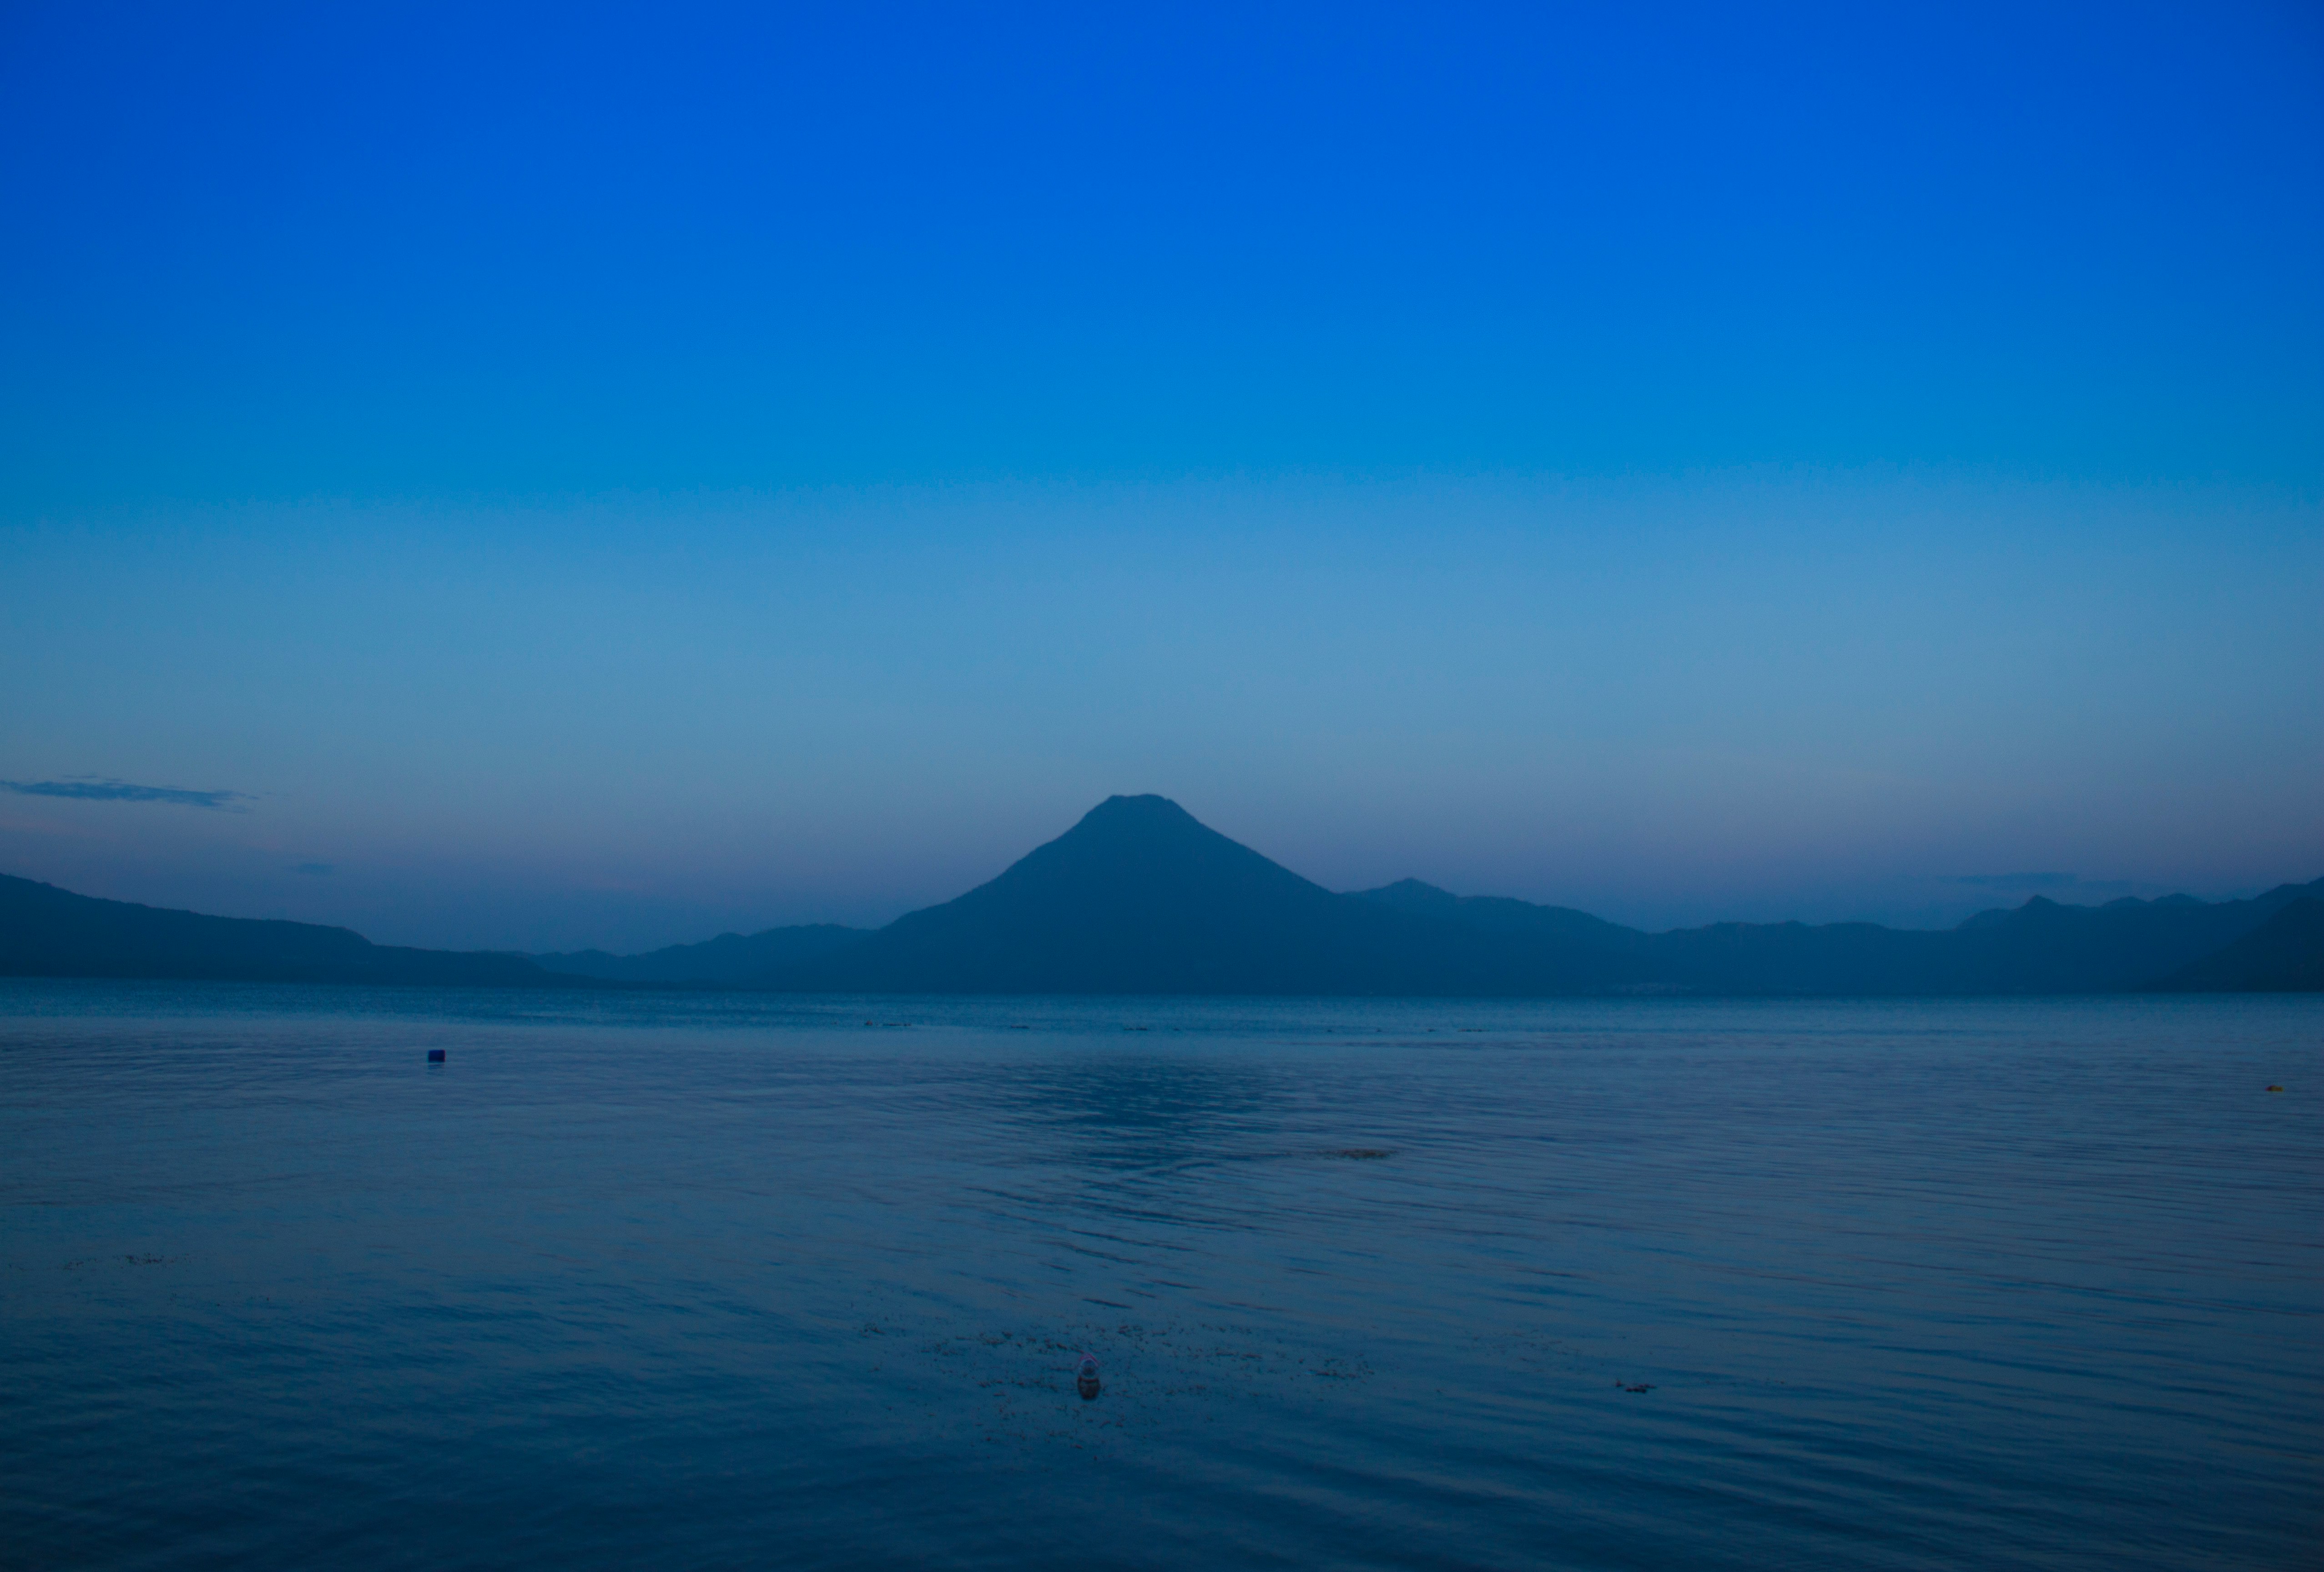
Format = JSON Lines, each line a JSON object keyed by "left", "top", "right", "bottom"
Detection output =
{"left": 1076, "top": 1355, "right": 1101, "bottom": 1401}
{"left": 427, "top": 1049, "right": 445, "bottom": 1063}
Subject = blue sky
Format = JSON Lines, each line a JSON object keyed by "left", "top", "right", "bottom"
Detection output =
{"left": 2, "top": 2, "right": 2319, "bottom": 948}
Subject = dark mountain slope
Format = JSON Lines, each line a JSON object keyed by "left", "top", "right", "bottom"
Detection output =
{"left": 1355, "top": 877, "right": 1956, "bottom": 993}
{"left": 1351, "top": 878, "right": 1659, "bottom": 988}
{"left": 0, "top": 873, "right": 567, "bottom": 985}
{"left": 771, "top": 796, "right": 1523, "bottom": 995}
{"left": 1635, "top": 891, "right": 2287, "bottom": 996}
{"left": 10, "top": 806, "right": 2315, "bottom": 996}
{"left": 1643, "top": 918, "right": 1958, "bottom": 994}
{"left": 2155, "top": 897, "right": 2324, "bottom": 992}
{"left": 1926, "top": 882, "right": 2324, "bottom": 993}
{"left": 1358, "top": 874, "right": 2324, "bottom": 995}
{"left": 1355, "top": 877, "right": 1642, "bottom": 946}
{"left": 537, "top": 923, "right": 866, "bottom": 984}
{"left": 770, "top": 797, "right": 2322, "bottom": 996}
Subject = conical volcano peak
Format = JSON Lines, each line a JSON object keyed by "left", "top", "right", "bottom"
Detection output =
{"left": 1031, "top": 795, "right": 1286, "bottom": 880}
{"left": 785, "top": 792, "right": 1405, "bottom": 993}
{"left": 1047, "top": 795, "right": 1222, "bottom": 854}
{"left": 1074, "top": 794, "right": 1199, "bottom": 828}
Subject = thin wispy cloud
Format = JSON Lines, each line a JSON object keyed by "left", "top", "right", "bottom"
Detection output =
{"left": 1, "top": 777, "right": 252, "bottom": 811}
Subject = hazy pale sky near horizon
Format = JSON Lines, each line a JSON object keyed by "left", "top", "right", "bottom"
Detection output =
{"left": 3, "top": 2, "right": 2320, "bottom": 951}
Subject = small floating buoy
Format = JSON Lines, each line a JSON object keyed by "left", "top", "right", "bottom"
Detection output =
{"left": 1076, "top": 1355, "right": 1101, "bottom": 1401}
{"left": 427, "top": 1049, "right": 445, "bottom": 1063}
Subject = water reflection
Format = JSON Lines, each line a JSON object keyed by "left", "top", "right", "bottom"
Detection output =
{"left": 971, "top": 1052, "right": 1292, "bottom": 1177}
{"left": 2, "top": 988, "right": 2318, "bottom": 1572}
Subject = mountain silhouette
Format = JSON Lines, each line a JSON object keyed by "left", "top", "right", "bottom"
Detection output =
{"left": 535, "top": 924, "right": 866, "bottom": 984}
{"left": 5, "top": 798, "right": 2319, "bottom": 993}
{"left": 772, "top": 795, "right": 1502, "bottom": 994}
{"left": 0, "top": 872, "right": 567, "bottom": 986}
{"left": 762, "top": 796, "right": 2322, "bottom": 994}
{"left": 1626, "top": 883, "right": 2324, "bottom": 995}
{"left": 1350, "top": 877, "right": 1659, "bottom": 988}
{"left": 2154, "top": 897, "right": 2324, "bottom": 992}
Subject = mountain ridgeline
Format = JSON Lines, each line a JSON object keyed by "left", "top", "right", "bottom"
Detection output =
{"left": 737, "top": 796, "right": 2324, "bottom": 995}
{"left": 0, "top": 872, "right": 559, "bottom": 986}
{"left": 533, "top": 924, "right": 868, "bottom": 983}
{"left": 6, "top": 796, "right": 2320, "bottom": 993}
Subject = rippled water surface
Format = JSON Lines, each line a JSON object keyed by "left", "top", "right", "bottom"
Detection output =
{"left": 2, "top": 983, "right": 2318, "bottom": 1569}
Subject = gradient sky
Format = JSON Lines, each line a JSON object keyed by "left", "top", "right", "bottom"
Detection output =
{"left": 3, "top": 2, "right": 2319, "bottom": 950}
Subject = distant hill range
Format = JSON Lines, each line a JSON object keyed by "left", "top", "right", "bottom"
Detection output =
{"left": 0, "top": 871, "right": 559, "bottom": 986}
{"left": 534, "top": 924, "right": 866, "bottom": 983}
{"left": 6, "top": 796, "right": 2320, "bottom": 993}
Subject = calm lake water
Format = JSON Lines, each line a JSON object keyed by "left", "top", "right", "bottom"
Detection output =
{"left": 2, "top": 983, "right": 2317, "bottom": 1570}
